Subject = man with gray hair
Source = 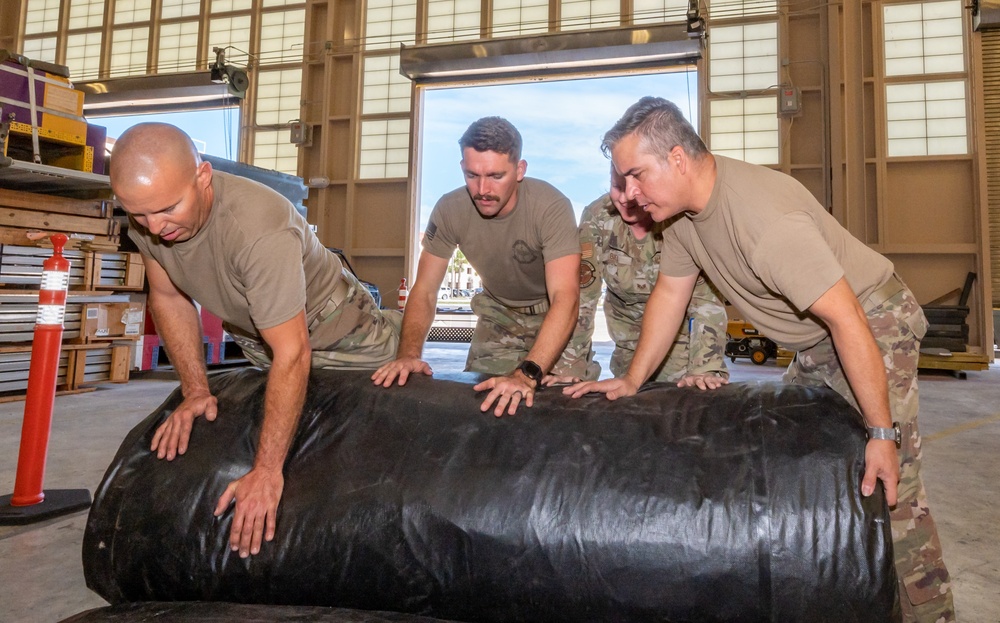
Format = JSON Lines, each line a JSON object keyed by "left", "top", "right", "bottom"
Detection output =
{"left": 373, "top": 116, "right": 580, "bottom": 417}
{"left": 565, "top": 96, "right": 953, "bottom": 623}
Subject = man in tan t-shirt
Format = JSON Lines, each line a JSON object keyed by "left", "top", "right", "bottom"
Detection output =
{"left": 566, "top": 97, "right": 953, "bottom": 623}
{"left": 111, "top": 123, "right": 400, "bottom": 561}
{"left": 372, "top": 117, "right": 581, "bottom": 416}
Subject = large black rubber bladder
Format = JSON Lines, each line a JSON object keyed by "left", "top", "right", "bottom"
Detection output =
{"left": 83, "top": 368, "right": 899, "bottom": 622}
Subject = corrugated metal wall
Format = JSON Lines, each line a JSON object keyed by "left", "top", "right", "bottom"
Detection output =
{"left": 985, "top": 30, "right": 1000, "bottom": 306}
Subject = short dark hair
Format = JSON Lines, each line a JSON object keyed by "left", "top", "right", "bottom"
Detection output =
{"left": 601, "top": 97, "right": 708, "bottom": 162}
{"left": 459, "top": 117, "right": 523, "bottom": 162}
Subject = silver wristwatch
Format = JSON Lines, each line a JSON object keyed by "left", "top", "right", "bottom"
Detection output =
{"left": 867, "top": 422, "right": 901, "bottom": 448}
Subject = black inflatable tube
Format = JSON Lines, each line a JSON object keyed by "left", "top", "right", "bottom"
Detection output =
{"left": 60, "top": 602, "right": 462, "bottom": 622}
{"left": 83, "top": 368, "right": 899, "bottom": 622}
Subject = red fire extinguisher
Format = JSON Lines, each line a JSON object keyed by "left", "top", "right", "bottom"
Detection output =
{"left": 397, "top": 278, "right": 408, "bottom": 310}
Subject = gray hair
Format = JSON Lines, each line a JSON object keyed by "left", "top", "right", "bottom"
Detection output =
{"left": 601, "top": 97, "right": 707, "bottom": 162}
{"left": 459, "top": 117, "right": 523, "bottom": 162}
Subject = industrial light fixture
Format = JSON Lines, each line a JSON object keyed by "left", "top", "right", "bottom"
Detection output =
{"left": 399, "top": 24, "right": 702, "bottom": 84}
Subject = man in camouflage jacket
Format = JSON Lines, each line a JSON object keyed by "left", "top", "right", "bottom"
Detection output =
{"left": 553, "top": 168, "right": 729, "bottom": 387}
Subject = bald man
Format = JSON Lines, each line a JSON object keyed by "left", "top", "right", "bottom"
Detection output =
{"left": 112, "top": 123, "right": 401, "bottom": 559}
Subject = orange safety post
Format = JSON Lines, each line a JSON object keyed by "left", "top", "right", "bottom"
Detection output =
{"left": 1, "top": 234, "right": 92, "bottom": 524}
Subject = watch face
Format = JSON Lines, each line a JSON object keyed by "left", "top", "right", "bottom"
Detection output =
{"left": 520, "top": 360, "right": 542, "bottom": 380}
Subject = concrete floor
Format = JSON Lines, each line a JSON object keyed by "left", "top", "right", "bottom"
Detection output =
{"left": 1, "top": 340, "right": 998, "bottom": 622}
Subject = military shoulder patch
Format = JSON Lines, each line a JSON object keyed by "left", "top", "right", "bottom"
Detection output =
{"left": 579, "top": 260, "right": 597, "bottom": 288}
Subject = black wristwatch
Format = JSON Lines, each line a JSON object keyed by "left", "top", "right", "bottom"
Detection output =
{"left": 867, "top": 422, "right": 901, "bottom": 448}
{"left": 516, "top": 360, "right": 544, "bottom": 388}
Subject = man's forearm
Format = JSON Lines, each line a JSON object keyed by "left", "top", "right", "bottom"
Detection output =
{"left": 625, "top": 283, "right": 687, "bottom": 386}
{"left": 525, "top": 293, "right": 578, "bottom": 373}
{"left": 149, "top": 294, "right": 210, "bottom": 396}
{"left": 255, "top": 352, "right": 311, "bottom": 472}
{"left": 829, "top": 317, "right": 894, "bottom": 429}
{"left": 397, "top": 291, "right": 437, "bottom": 359}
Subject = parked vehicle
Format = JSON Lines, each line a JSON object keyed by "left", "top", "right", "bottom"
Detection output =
{"left": 725, "top": 320, "right": 778, "bottom": 365}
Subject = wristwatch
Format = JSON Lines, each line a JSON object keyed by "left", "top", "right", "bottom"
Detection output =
{"left": 516, "top": 360, "right": 544, "bottom": 389}
{"left": 867, "top": 422, "right": 901, "bottom": 448}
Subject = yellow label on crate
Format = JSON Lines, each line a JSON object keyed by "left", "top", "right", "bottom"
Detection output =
{"left": 43, "top": 83, "right": 84, "bottom": 116}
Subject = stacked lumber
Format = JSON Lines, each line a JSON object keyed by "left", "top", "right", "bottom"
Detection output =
{"left": 0, "top": 187, "right": 144, "bottom": 400}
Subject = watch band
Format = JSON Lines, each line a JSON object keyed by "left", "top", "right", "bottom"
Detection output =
{"left": 516, "top": 360, "right": 544, "bottom": 388}
{"left": 867, "top": 422, "right": 901, "bottom": 448}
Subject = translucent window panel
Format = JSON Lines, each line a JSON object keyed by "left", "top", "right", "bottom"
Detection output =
{"left": 493, "top": 0, "right": 549, "bottom": 37}
{"left": 209, "top": 15, "right": 253, "bottom": 60}
{"left": 114, "top": 0, "right": 152, "bottom": 24}
{"left": 159, "top": 21, "right": 200, "bottom": 71}
{"left": 253, "top": 129, "right": 299, "bottom": 175}
{"left": 212, "top": 0, "right": 253, "bottom": 12}
{"left": 24, "top": 0, "right": 61, "bottom": 35}
{"left": 65, "top": 32, "right": 103, "bottom": 80}
{"left": 263, "top": 0, "right": 308, "bottom": 6}
{"left": 21, "top": 38, "right": 59, "bottom": 64}
{"left": 259, "top": 9, "right": 306, "bottom": 65}
{"left": 256, "top": 68, "right": 303, "bottom": 126}
{"left": 110, "top": 27, "right": 150, "bottom": 76}
{"left": 632, "top": 0, "right": 688, "bottom": 25}
{"left": 162, "top": 0, "right": 202, "bottom": 19}
{"left": 427, "top": 0, "right": 481, "bottom": 43}
{"left": 560, "top": 0, "right": 620, "bottom": 31}
{"left": 709, "top": 23, "right": 778, "bottom": 93}
{"left": 69, "top": 0, "right": 105, "bottom": 29}
{"left": 362, "top": 55, "right": 412, "bottom": 115}
{"left": 884, "top": 1, "right": 964, "bottom": 77}
{"left": 359, "top": 119, "right": 410, "bottom": 179}
{"left": 709, "top": 96, "right": 779, "bottom": 164}
{"left": 365, "top": 0, "right": 417, "bottom": 51}
{"left": 886, "top": 81, "right": 967, "bottom": 156}
{"left": 707, "top": 0, "right": 777, "bottom": 18}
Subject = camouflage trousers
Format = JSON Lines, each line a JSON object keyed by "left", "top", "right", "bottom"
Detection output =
{"left": 783, "top": 279, "right": 954, "bottom": 623}
{"left": 466, "top": 291, "right": 592, "bottom": 376}
{"left": 607, "top": 308, "right": 692, "bottom": 383}
{"left": 607, "top": 301, "right": 729, "bottom": 383}
{"left": 226, "top": 270, "right": 402, "bottom": 371}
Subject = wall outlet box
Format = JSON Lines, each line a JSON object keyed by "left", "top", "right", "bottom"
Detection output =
{"left": 779, "top": 86, "right": 801, "bottom": 116}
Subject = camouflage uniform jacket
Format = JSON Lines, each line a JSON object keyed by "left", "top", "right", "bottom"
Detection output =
{"left": 555, "top": 194, "right": 728, "bottom": 382}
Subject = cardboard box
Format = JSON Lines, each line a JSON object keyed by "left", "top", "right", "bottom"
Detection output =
{"left": 82, "top": 301, "right": 145, "bottom": 340}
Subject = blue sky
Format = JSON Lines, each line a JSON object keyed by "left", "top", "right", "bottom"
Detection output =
{"left": 89, "top": 108, "right": 241, "bottom": 160}
{"left": 418, "top": 69, "right": 698, "bottom": 230}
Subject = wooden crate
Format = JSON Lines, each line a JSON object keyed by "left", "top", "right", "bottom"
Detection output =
{"left": 0, "top": 244, "right": 91, "bottom": 289}
{"left": 0, "top": 300, "right": 83, "bottom": 344}
{"left": 0, "top": 187, "right": 119, "bottom": 249}
{"left": 0, "top": 345, "right": 70, "bottom": 395}
{"left": 86, "top": 251, "right": 145, "bottom": 291}
{"left": 918, "top": 351, "right": 990, "bottom": 373}
{"left": 66, "top": 343, "right": 131, "bottom": 387}
{"left": 0, "top": 342, "right": 131, "bottom": 400}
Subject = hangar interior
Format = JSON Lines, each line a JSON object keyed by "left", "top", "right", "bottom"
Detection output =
{"left": 0, "top": 0, "right": 999, "bottom": 621}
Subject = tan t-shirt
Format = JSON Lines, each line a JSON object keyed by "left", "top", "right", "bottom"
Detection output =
{"left": 128, "top": 171, "right": 344, "bottom": 347}
{"left": 659, "top": 155, "right": 893, "bottom": 351}
{"left": 422, "top": 177, "right": 580, "bottom": 307}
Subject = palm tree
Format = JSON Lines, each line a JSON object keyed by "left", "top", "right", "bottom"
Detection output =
{"left": 449, "top": 250, "right": 468, "bottom": 292}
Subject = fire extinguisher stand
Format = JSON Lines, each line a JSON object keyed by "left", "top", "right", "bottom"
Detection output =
{"left": 0, "top": 234, "right": 92, "bottom": 524}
